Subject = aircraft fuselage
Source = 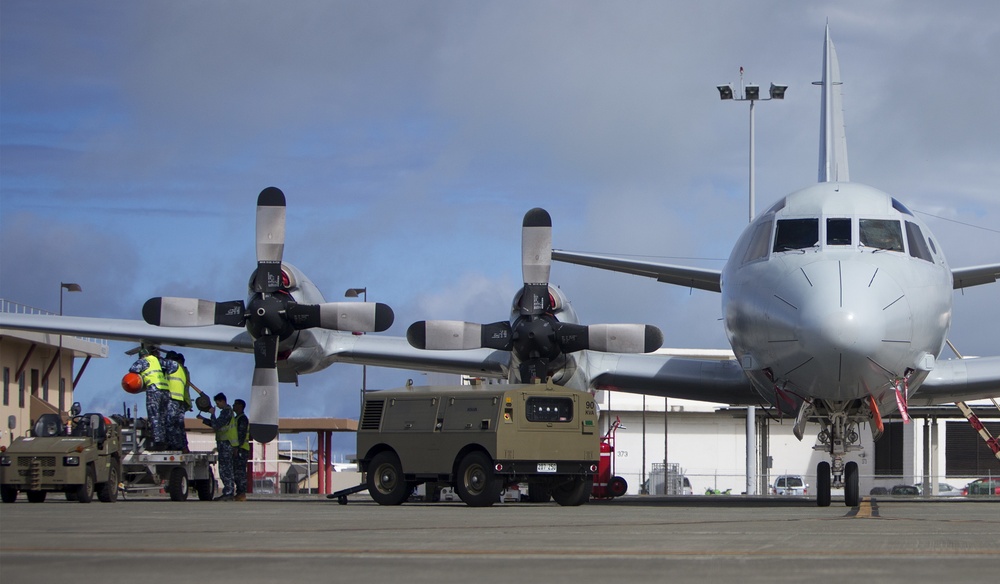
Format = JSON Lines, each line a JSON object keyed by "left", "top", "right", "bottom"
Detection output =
{"left": 722, "top": 182, "right": 953, "bottom": 415}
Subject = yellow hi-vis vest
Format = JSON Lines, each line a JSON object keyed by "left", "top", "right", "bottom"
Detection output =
{"left": 166, "top": 365, "right": 189, "bottom": 404}
{"left": 140, "top": 356, "right": 168, "bottom": 391}
{"left": 235, "top": 413, "right": 250, "bottom": 451}
{"left": 217, "top": 408, "right": 238, "bottom": 446}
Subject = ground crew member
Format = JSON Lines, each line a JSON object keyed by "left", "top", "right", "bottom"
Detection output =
{"left": 130, "top": 347, "right": 168, "bottom": 450}
{"left": 201, "top": 392, "right": 236, "bottom": 501}
{"left": 162, "top": 351, "right": 192, "bottom": 452}
{"left": 232, "top": 399, "right": 250, "bottom": 501}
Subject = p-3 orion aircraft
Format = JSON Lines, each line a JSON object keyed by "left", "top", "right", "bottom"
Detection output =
{"left": 2, "top": 27, "right": 998, "bottom": 507}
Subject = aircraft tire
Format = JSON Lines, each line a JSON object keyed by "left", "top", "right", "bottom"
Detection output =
{"left": 845, "top": 461, "right": 859, "bottom": 507}
{"left": 455, "top": 451, "right": 501, "bottom": 507}
{"left": 816, "top": 461, "right": 831, "bottom": 507}
{"left": 367, "top": 451, "right": 408, "bottom": 505}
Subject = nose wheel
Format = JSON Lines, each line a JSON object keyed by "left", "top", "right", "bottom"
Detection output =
{"left": 815, "top": 406, "right": 862, "bottom": 507}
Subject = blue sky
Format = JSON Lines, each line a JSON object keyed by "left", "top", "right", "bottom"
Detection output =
{"left": 2, "top": 1, "right": 998, "bottom": 456}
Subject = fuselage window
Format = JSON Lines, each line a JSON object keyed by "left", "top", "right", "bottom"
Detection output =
{"left": 773, "top": 218, "right": 819, "bottom": 252}
{"left": 905, "top": 221, "right": 934, "bottom": 262}
{"left": 859, "top": 219, "right": 903, "bottom": 252}
{"left": 826, "top": 218, "right": 852, "bottom": 245}
{"left": 742, "top": 220, "right": 773, "bottom": 264}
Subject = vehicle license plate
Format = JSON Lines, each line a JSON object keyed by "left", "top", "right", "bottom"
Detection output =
{"left": 537, "top": 463, "right": 557, "bottom": 473}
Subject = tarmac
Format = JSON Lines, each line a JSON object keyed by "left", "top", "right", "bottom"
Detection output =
{"left": 1, "top": 494, "right": 998, "bottom": 584}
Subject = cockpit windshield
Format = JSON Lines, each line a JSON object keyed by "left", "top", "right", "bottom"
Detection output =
{"left": 859, "top": 219, "right": 903, "bottom": 252}
{"left": 773, "top": 219, "right": 819, "bottom": 252}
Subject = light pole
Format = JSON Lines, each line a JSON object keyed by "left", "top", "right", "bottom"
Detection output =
{"left": 718, "top": 69, "right": 785, "bottom": 496}
{"left": 59, "top": 282, "right": 82, "bottom": 413}
{"left": 717, "top": 70, "right": 786, "bottom": 222}
{"left": 344, "top": 287, "right": 367, "bottom": 416}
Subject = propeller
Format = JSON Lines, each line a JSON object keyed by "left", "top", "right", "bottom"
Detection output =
{"left": 142, "top": 187, "right": 394, "bottom": 443}
{"left": 407, "top": 207, "right": 663, "bottom": 383}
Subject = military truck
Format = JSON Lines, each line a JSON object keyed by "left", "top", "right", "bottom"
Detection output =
{"left": 357, "top": 382, "right": 600, "bottom": 507}
{"left": 1, "top": 411, "right": 122, "bottom": 504}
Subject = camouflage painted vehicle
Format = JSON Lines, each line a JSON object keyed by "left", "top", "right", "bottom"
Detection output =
{"left": 1, "top": 412, "right": 122, "bottom": 503}
{"left": 357, "top": 382, "right": 600, "bottom": 507}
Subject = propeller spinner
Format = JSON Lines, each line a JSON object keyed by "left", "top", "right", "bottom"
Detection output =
{"left": 142, "top": 187, "right": 394, "bottom": 443}
{"left": 407, "top": 207, "right": 663, "bottom": 383}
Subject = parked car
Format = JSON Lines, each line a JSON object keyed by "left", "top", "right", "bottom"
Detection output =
{"left": 914, "top": 482, "right": 963, "bottom": 496}
{"left": 889, "top": 484, "right": 919, "bottom": 496}
{"left": 869, "top": 486, "right": 889, "bottom": 495}
{"left": 771, "top": 475, "right": 808, "bottom": 496}
{"left": 963, "top": 478, "right": 1000, "bottom": 496}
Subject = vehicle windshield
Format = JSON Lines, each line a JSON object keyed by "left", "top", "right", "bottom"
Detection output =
{"left": 773, "top": 219, "right": 819, "bottom": 252}
{"left": 860, "top": 219, "right": 903, "bottom": 251}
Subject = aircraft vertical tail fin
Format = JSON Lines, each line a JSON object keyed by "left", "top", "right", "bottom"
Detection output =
{"left": 815, "top": 23, "right": 850, "bottom": 183}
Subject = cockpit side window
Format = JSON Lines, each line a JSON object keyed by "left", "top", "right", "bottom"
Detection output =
{"left": 773, "top": 219, "right": 819, "bottom": 252}
{"left": 905, "top": 221, "right": 933, "bottom": 262}
{"left": 826, "top": 218, "right": 852, "bottom": 246}
{"left": 742, "top": 220, "right": 773, "bottom": 264}
{"left": 859, "top": 219, "right": 903, "bottom": 252}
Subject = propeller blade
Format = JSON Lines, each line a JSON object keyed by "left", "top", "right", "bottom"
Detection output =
{"left": 254, "top": 187, "right": 286, "bottom": 293}
{"left": 249, "top": 334, "right": 279, "bottom": 443}
{"left": 521, "top": 207, "right": 552, "bottom": 286}
{"left": 249, "top": 368, "right": 279, "bottom": 443}
{"left": 407, "top": 320, "right": 513, "bottom": 351}
{"left": 287, "top": 302, "right": 395, "bottom": 332}
{"left": 142, "top": 297, "right": 246, "bottom": 327}
{"left": 583, "top": 323, "right": 664, "bottom": 353}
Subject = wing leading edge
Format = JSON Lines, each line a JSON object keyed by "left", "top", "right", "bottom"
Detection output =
{"left": 952, "top": 264, "right": 1000, "bottom": 289}
{"left": 551, "top": 250, "right": 722, "bottom": 292}
{"left": 0, "top": 312, "right": 253, "bottom": 351}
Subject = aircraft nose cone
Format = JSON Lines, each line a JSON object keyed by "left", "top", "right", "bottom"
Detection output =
{"left": 765, "top": 259, "right": 913, "bottom": 399}
{"left": 800, "top": 295, "right": 881, "bottom": 357}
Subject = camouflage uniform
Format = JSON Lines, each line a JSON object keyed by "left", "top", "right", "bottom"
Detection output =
{"left": 162, "top": 357, "right": 192, "bottom": 451}
{"left": 204, "top": 405, "right": 235, "bottom": 497}
{"left": 130, "top": 353, "right": 168, "bottom": 448}
{"left": 234, "top": 411, "right": 250, "bottom": 497}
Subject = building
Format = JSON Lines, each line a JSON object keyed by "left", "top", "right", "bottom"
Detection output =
{"left": 1, "top": 300, "right": 108, "bottom": 443}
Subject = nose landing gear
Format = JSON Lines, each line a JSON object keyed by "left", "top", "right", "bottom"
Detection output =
{"left": 814, "top": 406, "right": 863, "bottom": 507}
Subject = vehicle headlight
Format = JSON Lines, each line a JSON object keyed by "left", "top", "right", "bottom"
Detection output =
{"left": 0, "top": 455, "right": 11, "bottom": 466}
{"left": 63, "top": 456, "right": 80, "bottom": 466}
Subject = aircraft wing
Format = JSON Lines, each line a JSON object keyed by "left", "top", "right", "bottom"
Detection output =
{"left": 552, "top": 250, "right": 722, "bottom": 292}
{"left": 580, "top": 351, "right": 758, "bottom": 405}
{"left": 323, "top": 333, "right": 510, "bottom": 378}
{"left": 909, "top": 356, "right": 1000, "bottom": 406}
{"left": 952, "top": 263, "right": 1000, "bottom": 289}
{"left": 0, "top": 312, "right": 253, "bottom": 352}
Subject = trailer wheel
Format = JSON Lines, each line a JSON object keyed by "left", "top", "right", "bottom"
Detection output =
{"left": 168, "top": 467, "right": 189, "bottom": 501}
{"left": 1, "top": 485, "right": 18, "bottom": 503}
{"left": 75, "top": 466, "right": 96, "bottom": 503}
{"left": 367, "top": 451, "right": 408, "bottom": 505}
{"left": 608, "top": 476, "right": 628, "bottom": 498}
{"left": 552, "top": 477, "right": 592, "bottom": 506}
{"left": 27, "top": 490, "right": 47, "bottom": 503}
{"left": 455, "top": 451, "right": 501, "bottom": 507}
{"left": 196, "top": 467, "right": 216, "bottom": 501}
{"left": 98, "top": 461, "right": 120, "bottom": 503}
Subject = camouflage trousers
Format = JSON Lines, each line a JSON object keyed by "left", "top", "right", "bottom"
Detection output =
{"left": 234, "top": 448, "right": 249, "bottom": 496}
{"left": 145, "top": 387, "right": 169, "bottom": 445}
{"left": 217, "top": 442, "right": 235, "bottom": 496}
{"left": 165, "top": 399, "right": 189, "bottom": 451}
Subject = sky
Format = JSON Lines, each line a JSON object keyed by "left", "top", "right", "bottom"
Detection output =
{"left": 2, "top": 1, "right": 999, "bottom": 457}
